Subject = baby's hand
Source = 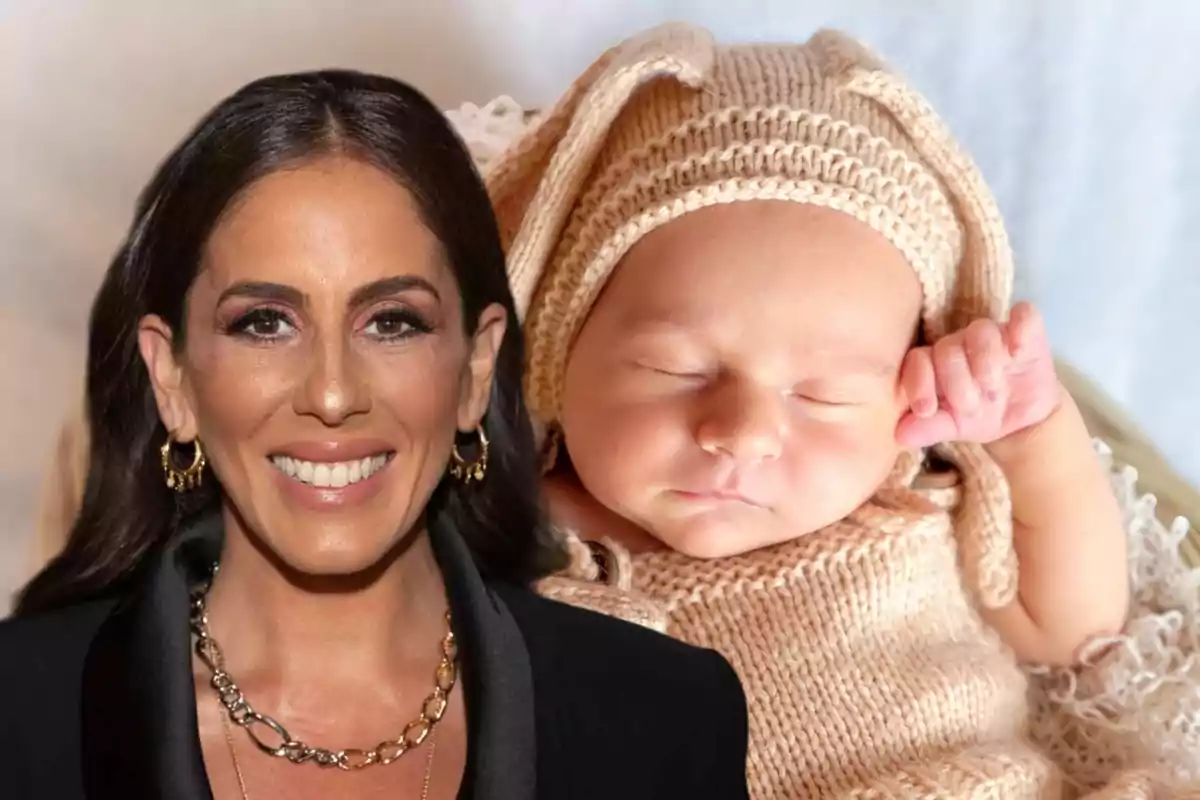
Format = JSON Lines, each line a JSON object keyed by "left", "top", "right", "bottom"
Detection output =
{"left": 896, "top": 302, "right": 1063, "bottom": 449}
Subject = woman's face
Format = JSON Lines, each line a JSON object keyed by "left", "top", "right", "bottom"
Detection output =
{"left": 139, "top": 156, "right": 506, "bottom": 576}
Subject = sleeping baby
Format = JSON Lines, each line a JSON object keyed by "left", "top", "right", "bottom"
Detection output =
{"left": 486, "top": 22, "right": 1189, "bottom": 799}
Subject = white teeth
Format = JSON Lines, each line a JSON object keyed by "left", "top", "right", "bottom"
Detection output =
{"left": 270, "top": 454, "right": 390, "bottom": 487}
{"left": 313, "top": 463, "right": 331, "bottom": 487}
{"left": 330, "top": 463, "right": 348, "bottom": 488}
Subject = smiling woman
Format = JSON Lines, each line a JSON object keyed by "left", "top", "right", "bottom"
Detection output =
{"left": 0, "top": 71, "right": 749, "bottom": 800}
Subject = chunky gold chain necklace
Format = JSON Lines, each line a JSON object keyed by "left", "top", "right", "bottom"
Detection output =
{"left": 189, "top": 573, "right": 459, "bottom": 773}
{"left": 216, "top": 702, "right": 438, "bottom": 800}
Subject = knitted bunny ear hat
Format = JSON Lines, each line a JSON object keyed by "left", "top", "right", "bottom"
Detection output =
{"left": 487, "top": 22, "right": 1018, "bottom": 609}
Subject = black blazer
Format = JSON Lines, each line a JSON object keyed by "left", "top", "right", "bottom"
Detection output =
{"left": 0, "top": 515, "right": 750, "bottom": 799}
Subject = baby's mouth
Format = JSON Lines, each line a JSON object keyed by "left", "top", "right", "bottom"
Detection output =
{"left": 269, "top": 452, "right": 395, "bottom": 489}
{"left": 672, "top": 488, "right": 765, "bottom": 508}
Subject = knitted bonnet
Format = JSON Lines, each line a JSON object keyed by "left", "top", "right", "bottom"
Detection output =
{"left": 488, "top": 22, "right": 1018, "bottom": 609}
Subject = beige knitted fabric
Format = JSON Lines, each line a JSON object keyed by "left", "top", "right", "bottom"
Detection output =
{"left": 543, "top": 456, "right": 1057, "bottom": 798}
{"left": 488, "top": 22, "right": 1018, "bottom": 611}
{"left": 538, "top": 458, "right": 1195, "bottom": 798}
{"left": 538, "top": 446, "right": 1200, "bottom": 798}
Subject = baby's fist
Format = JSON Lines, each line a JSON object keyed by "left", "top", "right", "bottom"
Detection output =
{"left": 896, "top": 302, "right": 1063, "bottom": 449}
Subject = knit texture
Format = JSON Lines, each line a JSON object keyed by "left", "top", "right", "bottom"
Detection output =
{"left": 1026, "top": 444, "right": 1200, "bottom": 793}
{"left": 487, "top": 22, "right": 1018, "bottom": 611}
{"left": 537, "top": 443, "right": 1200, "bottom": 798}
{"left": 621, "top": 455, "right": 1052, "bottom": 798}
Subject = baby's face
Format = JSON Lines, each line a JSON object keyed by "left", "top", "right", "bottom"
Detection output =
{"left": 559, "top": 201, "right": 923, "bottom": 558}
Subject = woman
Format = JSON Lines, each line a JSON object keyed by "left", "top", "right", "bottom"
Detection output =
{"left": 0, "top": 70, "right": 750, "bottom": 799}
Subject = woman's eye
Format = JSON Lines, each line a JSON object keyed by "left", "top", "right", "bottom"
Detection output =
{"left": 229, "top": 308, "right": 295, "bottom": 340}
{"left": 364, "top": 309, "right": 430, "bottom": 340}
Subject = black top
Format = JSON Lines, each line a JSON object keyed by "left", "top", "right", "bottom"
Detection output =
{"left": 0, "top": 515, "right": 750, "bottom": 799}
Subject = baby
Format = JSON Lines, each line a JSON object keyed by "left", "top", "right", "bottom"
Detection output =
{"left": 488, "top": 23, "right": 1151, "bottom": 799}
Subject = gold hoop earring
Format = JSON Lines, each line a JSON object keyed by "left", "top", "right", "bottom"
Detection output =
{"left": 449, "top": 425, "right": 489, "bottom": 484}
{"left": 161, "top": 434, "right": 206, "bottom": 492}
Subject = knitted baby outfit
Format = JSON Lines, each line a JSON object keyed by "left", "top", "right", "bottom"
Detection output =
{"left": 487, "top": 23, "right": 1189, "bottom": 799}
{"left": 624, "top": 459, "right": 1053, "bottom": 798}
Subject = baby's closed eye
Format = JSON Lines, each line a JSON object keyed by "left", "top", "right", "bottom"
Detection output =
{"left": 628, "top": 351, "right": 715, "bottom": 383}
{"left": 635, "top": 360, "right": 708, "bottom": 378}
{"left": 791, "top": 378, "right": 889, "bottom": 408}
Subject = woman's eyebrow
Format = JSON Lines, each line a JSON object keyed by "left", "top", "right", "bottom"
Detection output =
{"left": 348, "top": 275, "right": 441, "bottom": 308}
{"left": 217, "top": 281, "right": 304, "bottom": 306}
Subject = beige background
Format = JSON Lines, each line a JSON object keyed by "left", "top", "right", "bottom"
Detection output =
{"left": 3, "top": 0, "right": 1198, "bottom": 612}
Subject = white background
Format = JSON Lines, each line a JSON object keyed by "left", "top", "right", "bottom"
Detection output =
{"left": 2, "top": 0, "right": 1197, "bottom": 609}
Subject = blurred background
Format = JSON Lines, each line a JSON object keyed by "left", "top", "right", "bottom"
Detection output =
{"left": 2, "top": 0, "right": 1198, "bottom": 612}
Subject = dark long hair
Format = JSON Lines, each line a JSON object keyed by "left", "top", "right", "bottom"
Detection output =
{"left": 16, "top": 70, "right": 563, "bottom": 615}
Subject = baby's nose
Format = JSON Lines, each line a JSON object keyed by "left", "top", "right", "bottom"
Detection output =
{"left": 694, "top": 381, "right": 786, "bottom": 464}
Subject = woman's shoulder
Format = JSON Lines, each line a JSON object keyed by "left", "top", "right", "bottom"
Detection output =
{"left": 0, "top": 598, "right": 115, "bottom": 789}
{"left": 494, "top": 582, "right": 749, "bottom": 797}
{"left": 496, "top": 580, "right": 736, "bottom": 682}
{"left": 493, "top": 580, "right": 746, "bottom": 727}
{"left": 0, "top": 599, "right": 115, "bottom": 691}
{"left": 0, "top": 595, "right": 114, "bottom": 639}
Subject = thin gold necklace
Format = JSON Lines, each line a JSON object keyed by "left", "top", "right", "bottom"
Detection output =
{"left": 219, "top": 705, "right": 439, "bottom": 800}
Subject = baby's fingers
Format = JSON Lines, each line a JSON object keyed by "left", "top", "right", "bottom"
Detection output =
{"left": 963, "top": 319, "right": 1008, "bottom": 401}
{"left": 901, "top": 347, "right": 938, "bottom": 417}
{"left": 933, "top": 336, "right": 981, "bottom": 414}
{"left": 896, "top": 408, "right": 960, "bottom": 449}
{"left": 1005, "top": 301, "right": 1049, "bottom": 360}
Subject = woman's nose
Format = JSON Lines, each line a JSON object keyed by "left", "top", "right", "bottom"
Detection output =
{"left": 294, "top": 339, "right": 371, "bottom": 425}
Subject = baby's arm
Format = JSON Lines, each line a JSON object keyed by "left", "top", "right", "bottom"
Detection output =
{"left": 898, "top": 302, "right": 1129, "bottom": 665}
{"left": 982, "top": 390, "right": 1128, "bottom": 665}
